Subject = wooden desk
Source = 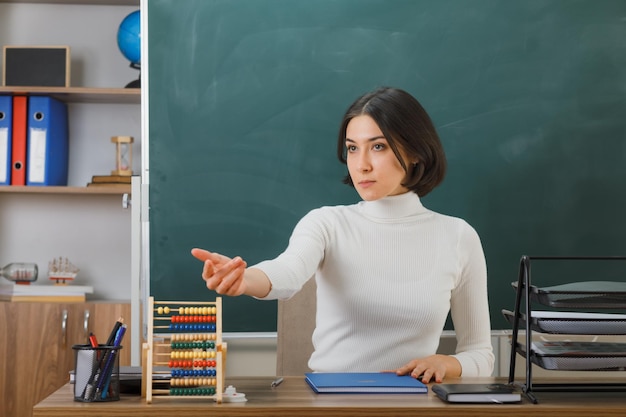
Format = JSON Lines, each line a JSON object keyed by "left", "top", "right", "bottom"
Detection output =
{"left": 34, "top": 377, "right": 626, "bottom": 417}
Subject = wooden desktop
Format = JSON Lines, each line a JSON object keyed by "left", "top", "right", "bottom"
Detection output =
{"left": 33, "top": 376, "right": 626, "bottom": 417}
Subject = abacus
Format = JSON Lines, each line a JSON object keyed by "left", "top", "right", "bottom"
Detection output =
{"left": 142, "top": 297, "right": 225, "bottom": 403}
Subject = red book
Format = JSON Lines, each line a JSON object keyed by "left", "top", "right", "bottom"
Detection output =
{"left": 11, "top": 95, "right": 27, "bottom": 186}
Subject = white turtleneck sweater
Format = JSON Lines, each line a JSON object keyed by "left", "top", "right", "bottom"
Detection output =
{"left": 254, "top": 192, "right": 494, "bottom": 377}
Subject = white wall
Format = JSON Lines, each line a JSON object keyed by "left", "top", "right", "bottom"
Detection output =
{"left": 0, "top": 3, "right": 140, "bottom": 300}
{"left": 223, "top": 335, "right": 277, "bottom": 377}
{"left": 0, "top": 3, "right": 140, "bottom": 88}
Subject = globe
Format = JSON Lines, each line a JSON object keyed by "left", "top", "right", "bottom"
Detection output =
{"left": 117, "top": 10, "right": 140, "bottom": 66}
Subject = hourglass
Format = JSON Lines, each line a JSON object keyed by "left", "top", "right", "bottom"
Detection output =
{"left": 111, "top": 135, "right": 134, "bottom": 176}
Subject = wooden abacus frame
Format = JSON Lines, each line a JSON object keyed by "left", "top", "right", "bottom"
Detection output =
{"left": 141, "top": 297, "right": 226, "bottom": 403}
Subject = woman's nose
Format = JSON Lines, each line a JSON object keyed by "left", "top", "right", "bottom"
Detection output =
{"left": 358, "top": 153, "right": 372, "bottom": 172}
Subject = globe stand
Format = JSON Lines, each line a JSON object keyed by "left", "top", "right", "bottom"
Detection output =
{"left": 125, "top": 62, "right": 140, "bottom": 89}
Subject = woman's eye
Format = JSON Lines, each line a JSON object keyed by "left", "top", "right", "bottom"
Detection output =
{"left": 347, "top": 145, "right": 357, "bottom": 152}
{"left": 373, "top": 143, "right": 385, "bottom": 151}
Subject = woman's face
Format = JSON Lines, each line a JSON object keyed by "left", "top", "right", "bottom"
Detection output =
{"left": 345, "top": 115, "right": 409, "bottom": 201}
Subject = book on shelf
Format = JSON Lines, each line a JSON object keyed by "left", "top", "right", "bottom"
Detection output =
{"left": 431, "top": 383, "right": 521, "bottom": 403}
{"left": 86, "top": 174, "right": 132, "bottom": 188}
{"left": 0, "top": 282, "right": 93, "bottom": 302}
{"left": 90, "top": 174, "right": 132, "bottom": 184}
{"left": 86, "top": 182, "right": 131, "bottom": 189}
{"left": 304, "top": 372, "right": 427, "bottom": 394}
{"left": 2, "top": 294, "right": 86, "bottom": 302}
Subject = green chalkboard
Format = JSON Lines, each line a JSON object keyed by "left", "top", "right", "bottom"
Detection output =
{"left": 147, "top": 0, "right": 626, "bottom": 332}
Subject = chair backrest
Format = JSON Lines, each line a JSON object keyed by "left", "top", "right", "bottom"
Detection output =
{"left": 276, "top": 278, "right": 317, "bottom": 376}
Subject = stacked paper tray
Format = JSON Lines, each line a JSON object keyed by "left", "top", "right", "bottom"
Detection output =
{"left": 503, "top": 310, "right": 626, "bottom": 334}
{"left": 512, "top": 281, "right": 626, "bottom": 308}
{"left": 529, "top": 341, "right": 626, "bottom": 371}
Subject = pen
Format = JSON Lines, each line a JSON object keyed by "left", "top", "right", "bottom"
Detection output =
{"left": 89, "top": 332, "right": 100, "bottom": 360}
{"left": 105, "top": 317, "right": 124, "bottom": 346}
{"left": 88, "top": 332, "right": 98, "bottom": 348}
{"left": 99, "top": 324, "right": 127, "bottom": 399}
{"left": 271, "top": 377, "right": 284, "bottom": 388}
{"left": 82, "top": 318, "right": 125, "bottom": 400}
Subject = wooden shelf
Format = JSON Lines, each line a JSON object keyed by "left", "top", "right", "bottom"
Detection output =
{"left": 0, "top": 86, "right": 140, "bottom": 104}
{"left": 0, "top": 185, "right": 131, "bottom": 195}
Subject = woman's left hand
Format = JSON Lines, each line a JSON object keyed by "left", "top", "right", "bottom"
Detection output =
{"left": 387, "top": 354, "right": 461, "bottom": 384}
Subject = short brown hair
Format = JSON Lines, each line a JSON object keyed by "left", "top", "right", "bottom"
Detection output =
{"left": 336, "top": 87, "right": 446, "bottom": 197}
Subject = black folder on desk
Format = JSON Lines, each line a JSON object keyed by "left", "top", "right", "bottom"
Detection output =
{"left": 432, "top": 383, "right": 521, "bottom": 403}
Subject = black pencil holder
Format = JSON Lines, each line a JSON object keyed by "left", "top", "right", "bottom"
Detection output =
{"left": 72, "top": 344, "right": 123, "bottom": 402}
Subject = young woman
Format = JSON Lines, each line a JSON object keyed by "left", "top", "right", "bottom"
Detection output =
{"left": 192, "top": 87, "right": 494, "bottom": 383}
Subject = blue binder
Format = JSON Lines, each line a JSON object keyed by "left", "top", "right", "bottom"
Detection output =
{"left": 26, "top": 96, "right": 69, "bottom": 186}
{"left": 0, "top": 95, "right": 12, "bottom": 185}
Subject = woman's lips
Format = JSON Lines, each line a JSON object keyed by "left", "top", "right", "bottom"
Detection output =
{"left": 358, "top": 180, "right": 375, "bottom": 188}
